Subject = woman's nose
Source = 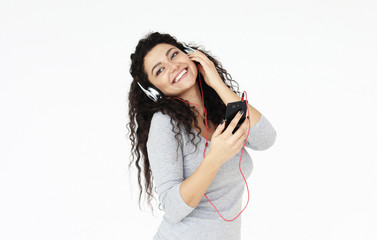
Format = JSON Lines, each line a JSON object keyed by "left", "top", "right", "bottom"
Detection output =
{"left": 170, "top": 63, "right": 179, "bottom": 72}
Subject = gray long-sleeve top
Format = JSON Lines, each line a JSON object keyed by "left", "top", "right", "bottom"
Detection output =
{"left": 146, "top": 111, "right": 277, "bottom": 240}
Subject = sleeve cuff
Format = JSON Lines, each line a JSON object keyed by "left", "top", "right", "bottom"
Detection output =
{"left": 162, "top": 183, "right": 195, "bottom": 224}
{"left": 246, "top": 114, "right": 277, "bottom": 151}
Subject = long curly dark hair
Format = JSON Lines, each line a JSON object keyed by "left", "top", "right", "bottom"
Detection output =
{"left": 127, "top": 31, "right": 241, "bottom": 211}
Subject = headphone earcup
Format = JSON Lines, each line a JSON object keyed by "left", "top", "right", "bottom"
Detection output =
{"left": 137, "top": 82, "right": 165, "bottom": 102}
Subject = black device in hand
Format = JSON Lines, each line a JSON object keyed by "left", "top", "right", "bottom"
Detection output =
{"left": 224, "top": 100, "right": 247, "bottom": 134}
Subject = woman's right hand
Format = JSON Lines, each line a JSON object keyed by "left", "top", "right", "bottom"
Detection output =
{"left": 208, "top": 111, "right": 249, "bottom": 166}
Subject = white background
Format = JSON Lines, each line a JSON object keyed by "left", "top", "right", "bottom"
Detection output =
{"left": 1, "top": 0, "right": 376, "bottom": 239}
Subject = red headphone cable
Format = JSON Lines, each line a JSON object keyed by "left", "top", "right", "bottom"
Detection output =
{"left": 168, "top": 74, "right": 251, "bottom": 222}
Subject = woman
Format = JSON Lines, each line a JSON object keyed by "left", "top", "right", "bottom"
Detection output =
{"left": 128, "top": 31, "right": 277, "bottom": 240}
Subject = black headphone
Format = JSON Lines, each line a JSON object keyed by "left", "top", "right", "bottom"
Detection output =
{"left": 137, "top": 44, "right": 195, "bottom": 102}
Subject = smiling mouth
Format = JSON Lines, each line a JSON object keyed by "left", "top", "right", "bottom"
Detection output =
{"left": 172, "top": 68, "right": 188, "bottom": 84}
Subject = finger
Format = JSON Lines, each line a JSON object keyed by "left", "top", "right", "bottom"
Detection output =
{"left": 231, "top": 117, "right": 249, "bottom": 143}
{"left": 238, "top": 115, "right": 249, "bottom": 131}
{"left": 242, "top": 131, "right": 248, "bottom": 143}
{"left": 188, "top": 49, "right": 202, "bottom": 55}
{"left": 188, "top": 55, "right": 203, "bottom": 61}
{"left": 242, "top": 120, "right": 251, "bottom": 143}
{"left": 212, "top": 119, "right": 225, "bottom": 137}
{"left": 197, "top": 64, "right": 204, "bottom": 73}
{"left": 224, "top": 110, "right": 244, "bottom": 135}
{"left": 239, "top": 126, "right": 250, "bottom": 145}
{"left": 235, "top": 134, "right": 247, "bottom": 151}
{"left": 191, "top": 50, "right": 208, "bottom": 59}
{"left": 240, "top": 118, "right": 250, "bottom": 140}
{"left": 188, "top": 54, "right": 211, "bottom": 65}
{"left": 241, "top": 116, "right": 250, "bottom": 132}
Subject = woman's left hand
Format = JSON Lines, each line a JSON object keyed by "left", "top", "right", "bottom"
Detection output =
{"left": 188, "top": 50, "right": 225, "bottom": 89}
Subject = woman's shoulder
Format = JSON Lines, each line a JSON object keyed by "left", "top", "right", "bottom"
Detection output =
{"left": 151, "top": 111, "right": 170, "bottom": 122}
{"left": 151, "top": 111, "right": 172, "bottom": 125}
{"left": 150, "top": 111, "right": 177, "bottom": 130}
{"left": 149, "top": 111, "right": 183, "bottom": 143}
{"left": 149, "top": 111, "right": 196, "bottom": 147}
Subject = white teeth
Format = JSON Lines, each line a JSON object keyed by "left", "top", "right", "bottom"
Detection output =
{"left": 174, "top": 69, "right": 187, "bottom": 83}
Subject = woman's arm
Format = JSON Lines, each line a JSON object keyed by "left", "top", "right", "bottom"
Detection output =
{"left": 213, "top": 81, "right": 261, "bottom": 127}
{"left": 213, "top": 81, "right": 277, "bottom": 151}
{"left": 179, "top": 152, "right": 221, "bottom": 208}
{"left": 148, "top": 111, "right": 249, "bottom": 221}
{"left": 187, "top": 50, "right": 261, "bottom": 126}
{"left": 147, "top": 112, "right": 195, "bottom": 224}
{"left": 180, "top": 111, "right": 249, "bottom": 207}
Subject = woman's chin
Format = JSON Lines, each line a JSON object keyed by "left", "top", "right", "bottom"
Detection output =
{"left": 173, "top": 75, "right": 195, "bottom": 89}
{"left": 173, "top": 82, "right": 200, "bottom": 99}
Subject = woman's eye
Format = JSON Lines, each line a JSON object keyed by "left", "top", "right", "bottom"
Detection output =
{"left": 171, "top": 51, "right": 178, "bottom": 59}
{"left": 156, "top": 68, "right": 163, "bottom": 76}
{"left": 156, "top": 51, "right": 179, "bottom": 76}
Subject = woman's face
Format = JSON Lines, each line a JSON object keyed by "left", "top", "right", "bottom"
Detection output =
{"left": 143, "top": 43, "right": 198, "bottom": 97}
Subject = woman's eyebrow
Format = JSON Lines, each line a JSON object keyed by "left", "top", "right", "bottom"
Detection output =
{"left": 151, "top": 47, "right": 176, "bottom": 75}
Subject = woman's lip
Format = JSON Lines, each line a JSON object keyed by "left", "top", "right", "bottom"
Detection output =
{"left": 173, "top": 72, "right": 188, "bottom": 85}
{"left": 174, "top": 68, "right": 187, "bottom": 82}
{"left": 173, "top": 68, "right": 188, "bottom": 84}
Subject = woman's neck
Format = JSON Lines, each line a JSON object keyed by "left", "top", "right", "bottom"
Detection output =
{"left": 178, "top": 83, "right": 206, "bottom": 117}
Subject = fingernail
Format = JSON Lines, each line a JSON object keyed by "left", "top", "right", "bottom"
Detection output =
{"left": 239, "top": 110, "right": 244, "bottom": 114}
{"left": 247, "top": 116, "right": 249, "bottom": 119}
{"left": 221, "top": 119, "right": 225, "bottom": 124}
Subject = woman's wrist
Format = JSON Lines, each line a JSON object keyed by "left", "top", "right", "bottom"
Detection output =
{"left": 204, "top": 151, "right": 224, "bottom": 171}
{"left": 211, "top": 77, "right": 228, "bottom": 93}
{"left": 212, "top": 80, "right": 241, "bottom": 106}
